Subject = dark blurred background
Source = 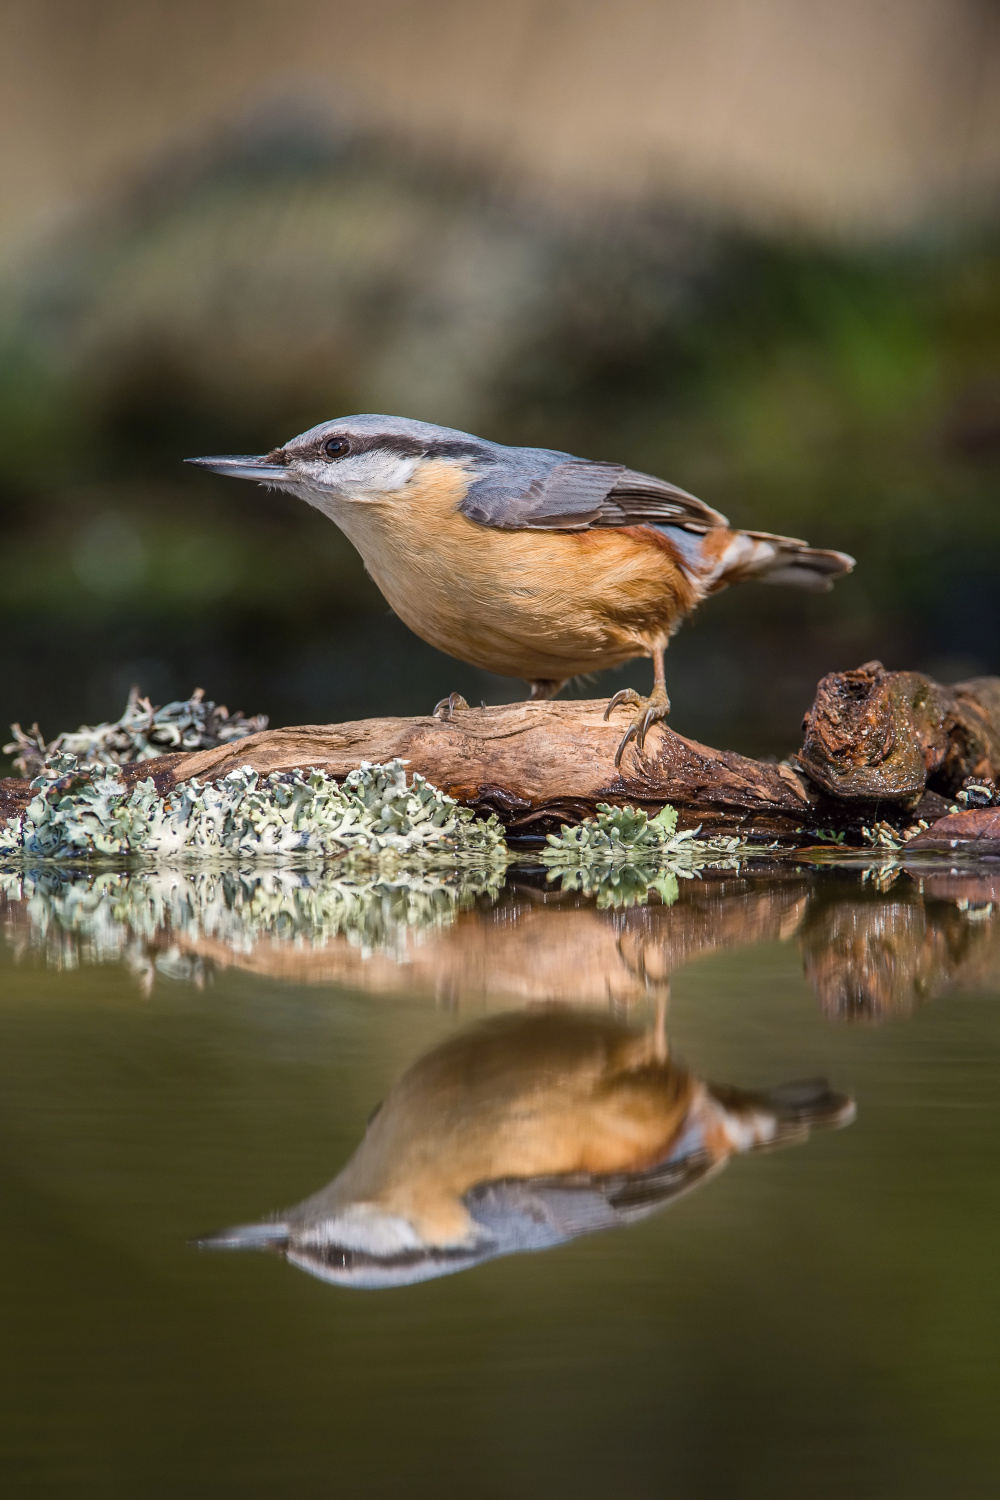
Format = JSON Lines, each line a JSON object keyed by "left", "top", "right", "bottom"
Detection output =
{"left": 2, "top": 0, "right": 1000, "bottom": 765}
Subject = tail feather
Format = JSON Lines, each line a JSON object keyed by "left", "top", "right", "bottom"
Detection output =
{"left": 663, "top": 524, "right": 854, "bottom": 595}
{"left": 709, "top": 1076, "right": 856, "bottom": 1151}
{"left": 744, "top": 530, "right": 856, "bottom": 593}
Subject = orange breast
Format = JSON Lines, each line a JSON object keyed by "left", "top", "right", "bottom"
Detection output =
{"left": 330, "top": 1013, "right": 697, "bottom": 1248}
{"left": 328, "top": 460, "right": 699, "bottom": 681}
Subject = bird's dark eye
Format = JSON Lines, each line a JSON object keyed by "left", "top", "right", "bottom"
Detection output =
{"left": 324, "top": 436, "right": 350, "bottom": 458}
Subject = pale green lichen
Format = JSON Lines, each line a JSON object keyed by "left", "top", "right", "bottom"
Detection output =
{"left": 542, "top": 802, "right": 681, "bottom": 859}
{"left": 540, "top": 802, "right": 751, "bottom": 907}
{"left": 542, "top": 802, "right": 746, "bottom": 865}
{"left": 860, "top": 818, "right": 931, "bottom": 851}
{"left": 0, "top": 864, "right": 501, "bottom": 979}
{"left": 0, "top": 754, "right": 508, "bottom": 866}
{"left": 4, "top": 686, "right": 267, "bottom": 776}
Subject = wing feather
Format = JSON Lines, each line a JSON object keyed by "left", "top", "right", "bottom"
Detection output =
{"left": 596, "top": 469, "right": 729, "bottom": 529}
{"left": 460, "top": 460, "right": 728, "bottom": 532}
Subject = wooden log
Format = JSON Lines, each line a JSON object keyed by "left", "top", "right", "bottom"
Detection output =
{"left": 0, "top": 702, "right": 815, "bottom": 838}
{"left": 168, "top": 699, "right": 817, "bottom": 840}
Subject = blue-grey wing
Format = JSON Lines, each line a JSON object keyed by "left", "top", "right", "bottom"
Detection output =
{"left": 460, "top": 459, "right": 729, "bottom": 531}
{"left": 465, "top": 1150, "right": 723, "bottom": 1255}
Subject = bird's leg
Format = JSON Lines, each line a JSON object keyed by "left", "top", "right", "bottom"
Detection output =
{"left": 604, "top": 645, "right": 671, "bottom": 767}
{"left": 653, "top": 989, "right": 670, "bottom": 1062}
{"left": 432, "top": 692, "right": 471, "bottom": 720}
{"left": 528, "top": 679, "right": 565, "bottom": 701}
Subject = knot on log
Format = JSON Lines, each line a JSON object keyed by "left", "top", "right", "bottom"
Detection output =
{"left": 794, "top": 661, "right": 1000, "bottom": 802}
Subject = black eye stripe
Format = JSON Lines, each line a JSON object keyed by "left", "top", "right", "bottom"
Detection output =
{"left": 292, "top": 434, "right": 489, "bottom": 463}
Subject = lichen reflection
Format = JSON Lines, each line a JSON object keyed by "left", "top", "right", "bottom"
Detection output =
{"left": 199, "top": 1009, "right": 854, "bottom": 1288}
{"left": 3, "top": 863, "right": 1000, "bottom": 1020}
{"left": 0, "top": 864, "right": 807, "bottom": 1006}
{"left": 0, "top": 865, "right": 503, "bottom": 990}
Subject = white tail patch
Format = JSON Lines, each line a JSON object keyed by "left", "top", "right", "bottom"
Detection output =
{"left": 659, "top": 525, "right": 854, "bottom": 595}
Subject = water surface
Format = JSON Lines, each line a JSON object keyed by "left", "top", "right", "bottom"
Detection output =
{"left": 2, "top": 860, "right": 999, "bottom": 1497}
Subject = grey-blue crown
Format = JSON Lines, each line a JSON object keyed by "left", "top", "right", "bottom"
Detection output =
{"left": 282, "top": 413, "right": 575, "bottom": 470}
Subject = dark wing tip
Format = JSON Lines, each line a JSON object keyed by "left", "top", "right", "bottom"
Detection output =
{"left": 603, "top": 469, "right": 730, "bottom": 530}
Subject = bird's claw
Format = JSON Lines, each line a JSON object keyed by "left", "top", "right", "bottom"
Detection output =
{"left": 605, "top": 689, "right": 671, "bottom": 767}
{"left": 603, "top": 688, "right": 642, "bottom": 721}
{"left": 433, "top": 692, "right": 471, "bottom": 721}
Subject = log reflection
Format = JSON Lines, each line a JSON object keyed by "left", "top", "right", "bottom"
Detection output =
{"left": 799, "top": 871, "right": 1000, "bottom": 1020}
{"left": 199, "top": 1009, "right": 853, "bottom": 1288}
{"left": 179, "top": 881, "right": 810, "bottom": 1008}
{"left": 2, "top": 864, "right": 1000, "bottom": 1020}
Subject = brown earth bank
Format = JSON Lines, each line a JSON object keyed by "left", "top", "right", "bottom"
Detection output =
{"left": 3, "top": 662, "right": 1000, "bottom": 849}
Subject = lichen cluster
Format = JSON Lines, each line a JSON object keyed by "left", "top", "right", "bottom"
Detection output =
{"left": 0, "top": 755, "right": 508, "bottom": 866}
{"left": 543, "top": 802, "right": 745, "bottom": 864}
{"left": 542, "top": 802, "right": 681, "bottom": 858}
{"left": 860, "top": 817, "right": 931, "bottom": 851}
{"left": 4, "top": 687, "right": 267, "bottom": 776}
{"left": 540, "top": 802, "right": 749, "bottom": 906}
{"left": 0, "top": 864, "right": 501, "bottom": 980}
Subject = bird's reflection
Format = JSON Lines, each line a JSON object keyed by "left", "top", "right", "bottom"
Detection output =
{"left": 200, "top": 1009, "right": 854, "bottom": 1288}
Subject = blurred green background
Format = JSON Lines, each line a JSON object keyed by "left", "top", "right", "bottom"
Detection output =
{"left": 2, "top": 0, "right": 999, "bottom": 763}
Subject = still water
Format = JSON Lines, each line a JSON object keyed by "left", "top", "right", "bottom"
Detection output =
{"left": 2, "top": 859, "right": 999, "bottom": 1497}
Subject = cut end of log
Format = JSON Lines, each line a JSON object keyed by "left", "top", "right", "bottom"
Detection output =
{"left": 795, "top": 660, "right": 1000, "bottom": 802}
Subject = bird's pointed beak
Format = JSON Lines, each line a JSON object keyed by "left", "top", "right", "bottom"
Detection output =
{"left": 192, "top": 1220, "right": 289, "bottom": 1251}
{"left": 185, "top": 455, "right": 290, "bottom": 483}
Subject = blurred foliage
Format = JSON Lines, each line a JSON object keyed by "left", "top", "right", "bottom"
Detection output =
{"left": 0, "top": 115, "right": 997, "bottom": 761}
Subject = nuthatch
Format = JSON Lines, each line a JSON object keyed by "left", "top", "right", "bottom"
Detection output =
{"left": 199, "top": 1010, "right": 854, "bottom": 1289}
{"left": 189, "top": 415, "right": 854, "bottom": 763}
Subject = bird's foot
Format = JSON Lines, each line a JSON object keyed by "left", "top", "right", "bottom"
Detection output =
{"left": 604, "top": 686, "right": 671, "bottom": 768}
{"left": 433, "top": 692, "right": 471, "bottom": 721}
